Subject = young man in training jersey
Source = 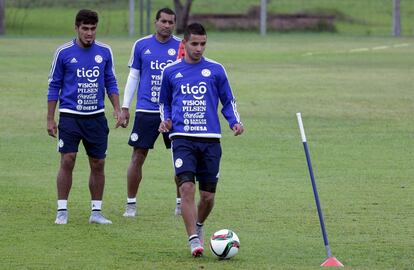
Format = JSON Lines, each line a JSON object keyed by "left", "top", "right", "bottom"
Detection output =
{"left": 159, "top": 23, "right": 244, "bottom": 257}
{"left": 120, "top": 8, "right": 183, "bottom": 217}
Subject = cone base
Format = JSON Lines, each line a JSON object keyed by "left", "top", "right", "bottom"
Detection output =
{"left": 320, "top": 257, "right": 344, "bottom": 267}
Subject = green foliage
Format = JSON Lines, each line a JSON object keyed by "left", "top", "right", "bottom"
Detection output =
{"left": 1, "top": 33, "right": 414, "bottom": 269}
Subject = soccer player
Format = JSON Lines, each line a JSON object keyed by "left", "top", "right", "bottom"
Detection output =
{"left": 120, "top": 8, "right": 183, "bottom": 217}
{"left": 158, "top": 23, "right": 244, "bottom": 257}
{"left": 47, "top": 9, "right": 123, "bottom": 225}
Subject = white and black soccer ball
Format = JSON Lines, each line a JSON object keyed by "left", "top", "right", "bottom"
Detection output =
{"left": 209, "top": 229, "right": 240, "bottom": 259}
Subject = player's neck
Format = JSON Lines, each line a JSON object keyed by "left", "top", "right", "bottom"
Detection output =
{"left": 184, "top": 55, "right": 202, "bottom": 64}
{"left": 155, "top": 33, "right": 171, "bottom": 43}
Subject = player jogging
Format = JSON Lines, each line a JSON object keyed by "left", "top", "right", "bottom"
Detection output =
{"left": 159, "top": 23, "right": 244, "bottom": 257}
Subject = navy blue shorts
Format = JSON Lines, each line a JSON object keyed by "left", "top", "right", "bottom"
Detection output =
{"left": 171, "top": 138, "right": 222, "bottom": 183}
{"left": 57, "top": 113, "right": 109, "bottom": 159}
{"left": 128, "top": 112, "right": 171, "bottom": 149}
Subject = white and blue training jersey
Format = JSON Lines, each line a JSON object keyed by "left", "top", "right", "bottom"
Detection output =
{"left": 128, "top": 34, "right": 181, "bottom": 112}
{"left": 47, "top": 39, "right": 119, "bottom": 115}
{"left": 159, "top": 57, "right": 242, "bottom": 139}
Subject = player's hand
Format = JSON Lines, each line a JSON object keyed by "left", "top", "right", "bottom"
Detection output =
{"left": 159, "top": 119, "right": 172, "bottom": 133}
{"left": 113, "top": 110, "right": 123, "bottom": 128}
{"left": 232, "top": 123, "right": 244, "bottom": 136}
{"left": 116, "top": 108, "right": 130, "bottom": 128}
{"left": 47, "top": 119, "right": 57, "bottom": 137}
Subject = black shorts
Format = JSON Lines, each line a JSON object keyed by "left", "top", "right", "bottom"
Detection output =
{"left": 128, "top": 111, "right": 171, "bottom": 149}
{"left": 171, "top": 137, "right": 222, "bottom": 183}
{"left": 58, "top": 112, "right": 109, "bottom": 159}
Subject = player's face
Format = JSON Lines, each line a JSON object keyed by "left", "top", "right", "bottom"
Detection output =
{"left": 184, "top": 34, "right": 207, "bottom": 63}
{"left": 76, "top": 23, "right": 97, "bottom": 48}
{"left": 155, "top": 13, "right": 175, "bottom": 41}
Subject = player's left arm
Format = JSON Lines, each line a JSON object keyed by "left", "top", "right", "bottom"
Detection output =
{"left": 217, "top": 66, "right": 244, "bottom": 136}
{"left": 158, "top": 68, "right": 173, "bottom": 133}
{"left": 104, "top": 48, "right": 122, "bottom": 127}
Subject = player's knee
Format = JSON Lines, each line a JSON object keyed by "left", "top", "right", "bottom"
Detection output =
{"left": 89, "top": 157, "right": 105, "bottom": 171}
{"left": 200, "top": 190, "right": 215, "bottom": 205}
{"left": 61, "top": 153, "right": 76, "bottom": 169}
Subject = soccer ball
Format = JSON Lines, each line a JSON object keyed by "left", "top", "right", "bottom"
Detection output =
{"left": 209, "top": 229, "right": 240, "bottom": 259}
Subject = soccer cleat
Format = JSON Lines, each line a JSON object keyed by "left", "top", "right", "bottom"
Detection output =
{"left": 174, "top": 203, "right": 182, "bottom": 216}
{"left": 196, "top": 224, "right": 204, "bottom": 246}
{"left": 189, "top": 237, "right": 204, "bottom": 257}
{"left": 123, "top": 203, "right": 137, "bottom": 217}
{"left": 55, "top": 210, "right": 68, "bottom": 225}
{"left": 89, "top": 211, "right": 112, "bottom": 224}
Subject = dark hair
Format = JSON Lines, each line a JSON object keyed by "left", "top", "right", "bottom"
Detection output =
{"left": 184, "top": 23, "right": 206, "bottom": 41}
{"left": 156, "top": 8, "right": 176, "bottom": 21}
{"left": 75, "top": 9, "right": 99, "bottom": 27}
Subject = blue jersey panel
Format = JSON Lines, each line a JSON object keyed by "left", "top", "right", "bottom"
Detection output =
{"left": 47, "top": 40, "right": 119, "bottom": 115}
{"left": 128, "top": 35, "right": 181, "bottom": 112}
{"left": 159, "top": 57, "right": 242, "bottom": 138}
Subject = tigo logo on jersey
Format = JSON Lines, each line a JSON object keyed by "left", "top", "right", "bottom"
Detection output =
{"left": 180, "top": 82, "right": 207, "bottom": 100}
{"left": 77, "top": 66, "right": 100, "bottom": 83}
{"left": 150, "top": 60, "right": 173, "bottom": 70}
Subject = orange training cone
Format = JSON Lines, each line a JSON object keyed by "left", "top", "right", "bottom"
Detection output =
{"left": 320, "top": 257, "right": 344, "bottom": 267}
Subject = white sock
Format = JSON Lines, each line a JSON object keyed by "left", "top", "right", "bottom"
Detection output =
{"left": 189, "top": 234, "right": 198, "bottom": 241}
{"left": 91, "top": 200, "right": 102, "bottom": 211}
{"left": 176, "top": 198, "right": 181, "bottom": 205}
{"left": 127, "top": 197, "right": 136, "bottom": 204}
{"left": 57, "top": 200, "right": 67, "bottom": 211}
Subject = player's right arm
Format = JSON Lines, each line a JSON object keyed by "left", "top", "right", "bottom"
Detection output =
{"left": 47, "top": 47, "right": 64, "bottom": 138}
{"left": 120, "top": 67, "right": 140, "bottom": 127}
{"left": 47, "top": 100, "right": 58, "bottom": 137}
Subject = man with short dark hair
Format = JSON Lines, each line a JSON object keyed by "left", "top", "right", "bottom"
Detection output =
{"left": 120, "top": 7, "right": 183, "bottom": 218}
{"left": 159, "top": 22, "right": 244, "bottom": 257}
{"left": 47, "top": 9, "right": 122, "bottom": 225}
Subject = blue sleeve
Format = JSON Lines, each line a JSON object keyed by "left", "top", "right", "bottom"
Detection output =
{"left": 104, "top": 48, "right": 119, "bottom": 95}
{"left": 217, "top": 66, "right": 241, "bottom": 129}
{"left": 129, "top": 40, "right": 142, "bottom": 70}
{"left": 159, "top": 68, "right": 172, "bottom": 120}
{"left": 47, "top": 50, "right": 63, "bottom": 101}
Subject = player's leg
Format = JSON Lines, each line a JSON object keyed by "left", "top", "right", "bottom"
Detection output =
{"left": 174, "top": 176, "right": 182, "bottom": 215}
{"left": 195, "top": 141, "right": 221, "bottom": 245}
{"left": 172, "top": 138, "right": 203, "bottom": 256}
{"left": 123, "top": 112, "right": 163, "bottom": 217}
{"left": 162, "top": 128, "right": 182, "bottom": 215}
{"left": 88, "top": 157, "right": 111, "bottom": 224}
{"left": 88, "top": 157, "right": 105, "bottom": 201}
{"left": 196, "top": 183, "right": 216, "bottom": 246}
{"left": 124, "top": 147, "right": 148, "bottom": 217}
{"left": 54, "top": 115, "right": 81, "bottom": 225}
{"left": 55, "top": 152, "right": 77, "bottom": 224}
{"left": 83, "top": 115, "right": 111, "bottom": 224}
{"left": 178, "top": 173, "right": 203, "bottom": 257}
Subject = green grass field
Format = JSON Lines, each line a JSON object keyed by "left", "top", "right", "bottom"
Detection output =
{"left": 1, "top": 32, "right": 414, "bottom": 269}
